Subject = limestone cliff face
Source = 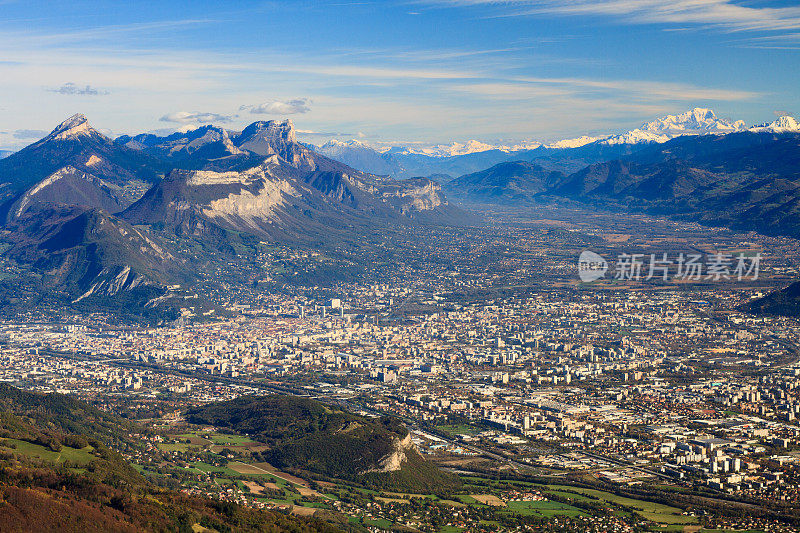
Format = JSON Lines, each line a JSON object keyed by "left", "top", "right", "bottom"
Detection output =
{"left": 360, "top": 433, "right": 414, "bottom": 474}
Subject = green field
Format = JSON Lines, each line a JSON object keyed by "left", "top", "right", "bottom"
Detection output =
{"left": 545, "top": 485, "right": 695, "bottom": 525}
{"left": 544, "top": 489, "right": 594, "bottom": 502}
{"left": 190, "top": 461, "right": 240, "bottom": 476}
{"left": 363, "top": 518, "right": 393, "bottom": 529}
{"left": 207, "top": 433, "right": 257, "bottom": 446}
{"left": 506, "top": 499, "right": 588, "bottom": 517}
{"left": 435, "top": 424, "right": 482, "bottom": 436}
{"left": 157, "top": 442, "right": 192, "bottom": 452}
{"left": 2, "top": 438, "right": 95, "bottom": 466}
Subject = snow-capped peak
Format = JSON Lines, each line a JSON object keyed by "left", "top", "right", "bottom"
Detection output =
{"left": 602, "top": 107, "right": 747, "bottom": 145}
{"left": 397, "top": 140, "right": 507, "bottom": 157}
{"left": 547, "top": 135, "right": 608, "bottom": 149}
{"left": 639, "top": 107, "right": 746, "bottom": 135}
{"left": 44, "top": 113, "right": 97, "bottom": 141}
{"left": 314, "top": 137, "right": 546, "bottom": 157}
{"left": 320, "top": 139, "right": 370, "bottom": 150}
{"left": 508, "top": 141, "right": 542, "bottom": 151}
{"left": 749, "top": 115, "right": 800, "bottom": 133}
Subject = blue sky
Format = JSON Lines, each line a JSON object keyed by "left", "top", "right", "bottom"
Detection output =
{"left": 0, "top": 0, "right": 798, "bottom": 149}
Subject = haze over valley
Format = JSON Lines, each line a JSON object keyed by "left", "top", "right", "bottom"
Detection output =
{"left": 2, "top": 2, "right": 800, "bottom": 532}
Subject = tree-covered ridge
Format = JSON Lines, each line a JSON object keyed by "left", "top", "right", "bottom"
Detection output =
{"left": 0, "top": 385, "right": 343, "bottom": 533}
{"left": 0, "top": 466, "right": 343, "bottom": 533}
{"left": 0, "top": 382, "right": 145, "bottom": 452}
{"left": 186, "top": 395, "right": 461, "bottom": 493}
{"left": 186, "top": 395, "right": 407, "bottom": 445}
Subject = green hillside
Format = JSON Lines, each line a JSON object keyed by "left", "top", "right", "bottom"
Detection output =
{"left": 186, "top": 395, "right": 462, "bottom": 493}
{"left": 0, "top": 384, "right": 343, "bottom": 533}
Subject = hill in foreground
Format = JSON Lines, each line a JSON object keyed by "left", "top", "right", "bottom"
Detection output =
{"left": 0, "top": 384, "right": 343, "bottom": 533}
{"left": 186, "top": 394, "right": 461, "bottom": 494}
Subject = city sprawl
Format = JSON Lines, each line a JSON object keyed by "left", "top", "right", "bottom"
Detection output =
{"left": 2, "top": 211, "right": 800, "bottom": 531}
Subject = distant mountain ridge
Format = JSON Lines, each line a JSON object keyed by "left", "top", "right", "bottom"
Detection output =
{"left": 312, "top": 108, "right": 799, "bottom": 179}
{"left": 445, "top": 161, "right": 561, "bottom": 204}
{"left": 3, "top": 109, "right": 800, "bottom": 319}
{"left": 450, "top": 128, "right": 800, "bottom": 239}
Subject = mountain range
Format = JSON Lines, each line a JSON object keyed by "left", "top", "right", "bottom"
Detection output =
{"left": 449, "top": 127, "right": 800, "bottom": 240}
{"left": 312, "top": 108, "right": 798, "bottom": 178}
{"left": 1, "top": 109, "right": 800, "bottom": 319}
{"left": 0, "top": 114, "right": 465, "bottom": 318}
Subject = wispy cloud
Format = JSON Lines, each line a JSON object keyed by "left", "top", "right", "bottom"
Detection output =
{"left": 9, "top": 18, "right": 216, "bottom": 45}
{"left": 0, "top": 5, "right": 778, "bottom": 146}
{"left": 241, "top": 98, "right": 311, "bottom": 115}
{"left": 296, "top": 128, "right": 359, "bottom": 138}
{"left": 514, "top": 76, "right": 759, "bottom": 101}
{"left": 48, "top": 82, "right": 108, "bottom": 95}
{"left": 426, "top": 0, "right": 800, "bottom": 33}
{"left": 13, "top": 129, "right": 46, "bottom": 139}
{"left": 159, "top": 111, "right": 235, "bottom": 124}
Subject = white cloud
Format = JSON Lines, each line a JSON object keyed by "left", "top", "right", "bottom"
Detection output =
{"left": 242, "top": 98, "right": 311, "bottom": 115}
{"left": 0, "top": 12, "right": 777, "bottom": 146}
{"left": 13, "top": 129, "right": 47, "bottom": 139}
{"left": 426, "top": 0, "right": 800, "bottom": 34}
{"left": 159, "top": 111, "right": 235, "bottom": 124}
{"left": 48, "top": 82, "right": 108, "bottom": 95}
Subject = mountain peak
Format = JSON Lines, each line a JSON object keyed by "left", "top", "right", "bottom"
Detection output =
{"left": 750, "top": 115, "right": 800, "bottom": 133}
{"left": 547, "top": 135, "right": 608, "bottom": 149}
{"left": 240, "top": 119, "right": 297, "bottom": 144}
{"left": 601, "top": 107, "right": 747, "bottom": 145}
{"left": 236, "top": 119, "right": 308, "bottom": 164}
{"left": 45, "top": 113, "right": 96, "bottom": 141}
{"left": 321, "top": 139, "right": 368, "bottom": 149}
{"left": 689, "top": 107, "right": 715, "bottom": 119}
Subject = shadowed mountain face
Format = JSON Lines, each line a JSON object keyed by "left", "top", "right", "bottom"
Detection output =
{"left": 122, "top": 162, "right": 469, "bottom": 242}
{"left": 549, "top": 131, "right": 800, "bottom": 236}
{"left": 120, "top": 120, "right": 470, "bottom": 242}
{"left": 448, "top": 131, "right": 800, "bottom": 239}
{"left": 445, "top": 161, "right": 564, "bottom": 204}
{"left": 0, "top": 115, "right": 468, "bottom": 315}
{"left": 741, "top": 282, "right": 800, "bottom": 317}
{"left": 5, "top": 205, "right": 182, "bottom": 302}
{"left": 0, "top": 114, "right": 166, "bottom": 221}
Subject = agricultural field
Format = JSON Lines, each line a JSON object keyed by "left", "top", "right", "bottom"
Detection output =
{"left": 505, "top": 499, "right": 588, "bottom": 517}
{"left": 142, "top": 425, "right": 716, "bottom": 531}
{"left": 544, "top": 485, "right": 697, "bottom": 525}
{"left": 434, "top": 423, "right": 482, "bottom": 436}
{"left": 1, "top": 438, "right": 95, "bottom": 466}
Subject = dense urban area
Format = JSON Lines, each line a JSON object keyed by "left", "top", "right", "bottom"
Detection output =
{"left": 3, "top": 211, "right": 800, "bottom": 532}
